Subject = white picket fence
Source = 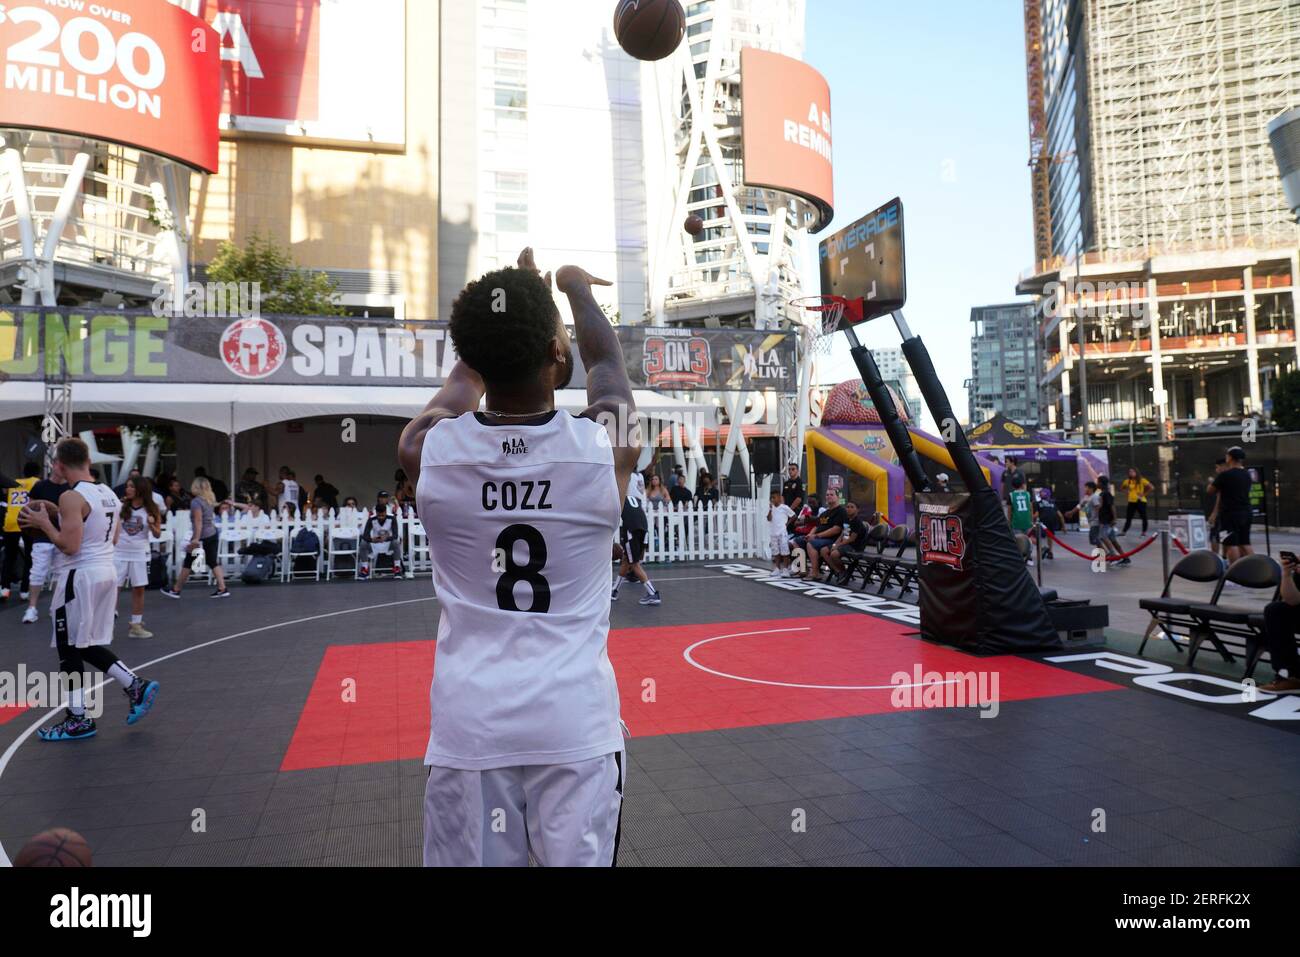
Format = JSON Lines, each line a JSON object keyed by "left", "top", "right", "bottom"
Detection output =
{"left": 156, "top": 497, "right": 770, "bottom": 584}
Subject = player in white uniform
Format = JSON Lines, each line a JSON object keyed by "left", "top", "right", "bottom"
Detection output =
{"left": 612, "top": 470, "right": 660, "bottom": 605}
{"left": 114, "top": 476, "right": 162, "bottom": 638}
{"left": 18, "top": 438, "right": 160, "bottom": 742}
{"left": 399, "top": 248, "right": 640, "bottom": 867}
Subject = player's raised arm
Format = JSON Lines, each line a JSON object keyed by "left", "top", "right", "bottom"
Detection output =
{"left": 555, "top": 263, "right": 641, "bottom": 494}
{"left": 397, "top": 360, "right": 486, "bottom": 481}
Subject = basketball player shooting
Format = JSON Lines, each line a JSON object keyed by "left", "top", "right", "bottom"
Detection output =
{"left": 398, "top": 247, "right": 639, "bottom": 867}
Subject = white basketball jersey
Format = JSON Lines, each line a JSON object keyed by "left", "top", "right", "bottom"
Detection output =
{"left": 280, "top": 479, "right": 300, "bottom": 508}
{"left": 116, "top": 505, "right": 151, "bottom": 558}
{"left": 417, "top": 411, "right": 623, "bottom": 770}
{"left": 66, "top": 481, "right": 120, "bottom": 570}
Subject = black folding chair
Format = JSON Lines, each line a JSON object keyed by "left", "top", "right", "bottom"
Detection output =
{"left": 1185, "top": 554, "right": 1281, "bottom": 675}
{"left": 841, "top": 523, "right": 888, "bottom": 587}
{"left": 1137, "top": 550, "right": 1226, "bottom": 655}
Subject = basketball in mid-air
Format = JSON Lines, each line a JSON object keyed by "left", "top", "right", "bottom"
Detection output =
{"left": 684, "top": 214, "right": 704, "bottom": 236}
{"left": 613, "top": 0, "right": 686, "bottom": 62}
{"left": 14, "top": 828, "right": 93, "bottom": 867}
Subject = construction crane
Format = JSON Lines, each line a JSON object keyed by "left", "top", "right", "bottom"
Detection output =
{"left": 1024, "top": 0, "right": 1052, "bottom": 267}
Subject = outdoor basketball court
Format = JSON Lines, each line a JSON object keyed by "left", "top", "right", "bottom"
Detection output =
{"left": 1, "top": 567, "right": 1296, "bottom": 868}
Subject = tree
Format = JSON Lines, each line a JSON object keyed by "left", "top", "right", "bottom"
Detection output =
{"left": 1270, "top": 370, "right": 1300, "bottom": 432}
{"left": 205, "top": 233, "right": 345, "bottom": 316}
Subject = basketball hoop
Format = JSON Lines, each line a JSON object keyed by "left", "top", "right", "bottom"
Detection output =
{"left": 790, "top": 295, "right": 861, "bottom": 356}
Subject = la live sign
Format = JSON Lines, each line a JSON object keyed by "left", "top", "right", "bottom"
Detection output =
{"left": 0, "top": 0, "right": 221, "bottom": 171}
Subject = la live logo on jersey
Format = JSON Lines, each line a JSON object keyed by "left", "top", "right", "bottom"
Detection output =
{"left": 220, "top": 317, "right": 286, "bottom": 379}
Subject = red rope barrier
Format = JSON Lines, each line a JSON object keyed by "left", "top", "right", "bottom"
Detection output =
{"left": 1170, "top": 535, "right": 1190, "bottom": 556}
{"left": 1042, "top": 527, "right": 1160, "bottom": 562}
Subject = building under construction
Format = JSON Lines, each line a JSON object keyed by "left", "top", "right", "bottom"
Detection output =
{"left": 1017, "top": 0, "right": 1300, "bottom": 441}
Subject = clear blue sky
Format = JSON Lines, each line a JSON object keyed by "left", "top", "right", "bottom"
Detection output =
{"left": 800, "top": 0, "right": 1035, "bottom": 428}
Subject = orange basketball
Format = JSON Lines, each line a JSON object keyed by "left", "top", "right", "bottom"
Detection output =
{"left": 14, "top": 828, "right": 93, "bottom": 867}
{"left": 613, "top": 0, "right": 686, "bottom": 62}
{"left": 684, "top": 214, "right": 705, "bottom": 236}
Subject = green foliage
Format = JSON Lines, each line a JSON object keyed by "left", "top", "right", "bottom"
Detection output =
{"left": 1270, "top": 370, "right": 1300, "bottom": 432}
{"left": 206, "top": 233, "right": 345, "bottom": 316}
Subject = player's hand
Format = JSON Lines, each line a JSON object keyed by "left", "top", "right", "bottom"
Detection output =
{"left": 517, "top": 247, "right": 552, "bottom": 289}
{"left": 555, "top": 265, "right": 612, "bottom": 294}
{"left": 17, "top": 504, "right": 51, "bottom": 531}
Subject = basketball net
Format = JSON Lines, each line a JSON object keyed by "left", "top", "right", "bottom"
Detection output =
{"left": 790, "top": 296, "right": 847, "bottom": 358}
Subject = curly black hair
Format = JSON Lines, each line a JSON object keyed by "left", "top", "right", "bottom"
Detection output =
{"left": 449, "top": 267, "right": 560, "bottom": 384}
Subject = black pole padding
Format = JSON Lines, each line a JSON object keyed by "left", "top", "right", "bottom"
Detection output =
{"left": 849, "top": 344, "right": 930, "bottom": 492}
{"left": 900, "top": 336, "right": 989, "bottom": 493}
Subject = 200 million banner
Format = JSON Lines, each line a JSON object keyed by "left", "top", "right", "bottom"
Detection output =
{"left": 0, "top": 310, "right": 797, "bottom": 393}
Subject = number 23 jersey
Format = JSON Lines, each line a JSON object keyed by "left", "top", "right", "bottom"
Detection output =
{"left": 417, "top": 410, "right": 624, "bottom": 770}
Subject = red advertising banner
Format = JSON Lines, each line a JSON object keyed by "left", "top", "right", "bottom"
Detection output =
{"left": 0, "top": 0, "right": 221, "bottom": 171}
{"left": 203, "top": 0, "right": 321, "bottom": 123}
{"left": 740, "top": 47, "right": 834, "bottom": 231}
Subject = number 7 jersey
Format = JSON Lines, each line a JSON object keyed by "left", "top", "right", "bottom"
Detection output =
{"left": 416, "top": 410, "right": 624, "bottom": 770}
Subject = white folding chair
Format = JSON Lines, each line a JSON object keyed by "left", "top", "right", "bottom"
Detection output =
{"left": 405, "top": 518, "right": 431, "bottom": 579}
{"left": 327, "top": 524, "right": 360, "bottom": 580}
{"left": 287, "top": 521, "right": 323, "bottom": 582}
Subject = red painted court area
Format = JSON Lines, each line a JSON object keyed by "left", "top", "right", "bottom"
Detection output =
{"left": 0, "top": 705, "right": 29, "bottom": 726}
{"left": 281, "top": 614, "right": 1119, "bottom": 770}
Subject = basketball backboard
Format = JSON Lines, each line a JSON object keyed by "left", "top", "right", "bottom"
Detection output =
{"left": 817, "top": 197, "right": 907, "bottom": 323}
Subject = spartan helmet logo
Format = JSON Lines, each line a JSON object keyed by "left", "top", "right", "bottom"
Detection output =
{"left": 220, "top": 318, "right": 286, "bottom": 379}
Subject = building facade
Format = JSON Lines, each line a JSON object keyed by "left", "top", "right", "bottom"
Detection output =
{"left": 967, "top": 303, "right": 1041, "bottom": 427}
{"left": 1018, "top": 0, "right": 1300, "bottom": 441}
{"left": 873, "top": 347, "right": 925, "bottom": 425}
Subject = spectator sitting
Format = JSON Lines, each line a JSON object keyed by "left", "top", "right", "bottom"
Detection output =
{"left": 803, "top": 490, "right": 846, "bottom": 580}
{"left": 826, "top": 501, "right": 868, "bottom": 583}
{"left": 668, "top": 474, "right": 693, "bottom": 508}
{"left": 164, "top": 476, "right": 191, "bottom": 514}
{"left": 361, "top": 503, "right": 400, "bottom": 579}
{"left": 789, "top": 494, "right": 821, "bottom": 552}
{"left": 1260, "top": 551, "right": 1300, "bottom": 694}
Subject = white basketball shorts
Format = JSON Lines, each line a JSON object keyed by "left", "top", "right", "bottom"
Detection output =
{"left": 50, "top": 565, "right": 118, "bottom": 650}
{"left": 769, "top": 533, "right": 791, "bottom": 557}
{"left": 423, "top": 750, "right": 625, "bottom": 867}
{"left": 115, "top": 556, "right": 148, "bottom": 589}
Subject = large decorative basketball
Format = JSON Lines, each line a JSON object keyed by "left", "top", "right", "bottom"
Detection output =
{"left": 614, "top": 0, "right": 686, "bottom": 61}
{"left": 821, "top": 380, "right": 912, "bottom": 426}
{"left": 684, "top": 214, "right": 705, "bottom": 235}
{"left": 14, "top": 828, "right": 93, "bottom": 867}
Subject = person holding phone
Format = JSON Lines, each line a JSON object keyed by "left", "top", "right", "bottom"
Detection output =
{"left": 1260, "top": 551, "right": 1300, "bottom": 694}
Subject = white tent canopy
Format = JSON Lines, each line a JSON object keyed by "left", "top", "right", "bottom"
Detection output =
{"left": 0, "top": 382, "right": 715, "bottom": 433}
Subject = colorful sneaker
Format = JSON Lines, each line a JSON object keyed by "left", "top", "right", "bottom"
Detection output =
{"left": 128, "top": 622, "right": 153, "bottom": 638}
{"left": 37, "top": 710, "right": 96, "bottom": 742}
{"left": 125, "top": 677, "right": 160, "bottom": 725}
{"left": 21, "top": 607, "right": 38, "bottom": 624}
{"left": 160, "top": 588, "right": 181, "bottom": 599}
{"left": 638, "top": 589, "right": 662, "bottom": 606}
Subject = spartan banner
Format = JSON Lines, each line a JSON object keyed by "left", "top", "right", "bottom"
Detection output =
{"left": 0, "top": 310, "right": 796, "bottom": 392}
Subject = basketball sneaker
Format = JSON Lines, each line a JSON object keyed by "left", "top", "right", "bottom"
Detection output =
{"left": 209, "top": 589, "right": 231, "bottom": 598}
{"left": 125, "top": 677, "right": 160, "bottom": 725}
{"left": 38, "top": 710, "right": 97, "bottom": 742}
{"left": 160, "top": 588, "right": 181, "bottom": 599}
{"left": 128, "top": 622, "right": 153, "bottom": 638}
{"left": 21, "top": 607, "right": 38, "bottom": 624}
{"left": 638, "top": 588, "right": 662, "bottom": 606}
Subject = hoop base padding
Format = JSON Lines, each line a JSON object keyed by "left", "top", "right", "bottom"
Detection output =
{"left": 916, "top": 489, "right": 1063, "bottom": 654}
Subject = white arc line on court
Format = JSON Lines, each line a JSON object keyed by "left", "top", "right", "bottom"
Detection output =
{"left": 682, "top": 627, "right": 964, "bottom": 692}
{"left": 0, "top": 596, "right": 437, "bottom": 867}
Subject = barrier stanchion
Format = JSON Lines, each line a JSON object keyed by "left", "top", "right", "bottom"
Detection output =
{"left": 1161, "top": 529, "right": 1169, "bottom": 581}
{"left": 1034, "top": 520, "right": 1043, "bottom": 587}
